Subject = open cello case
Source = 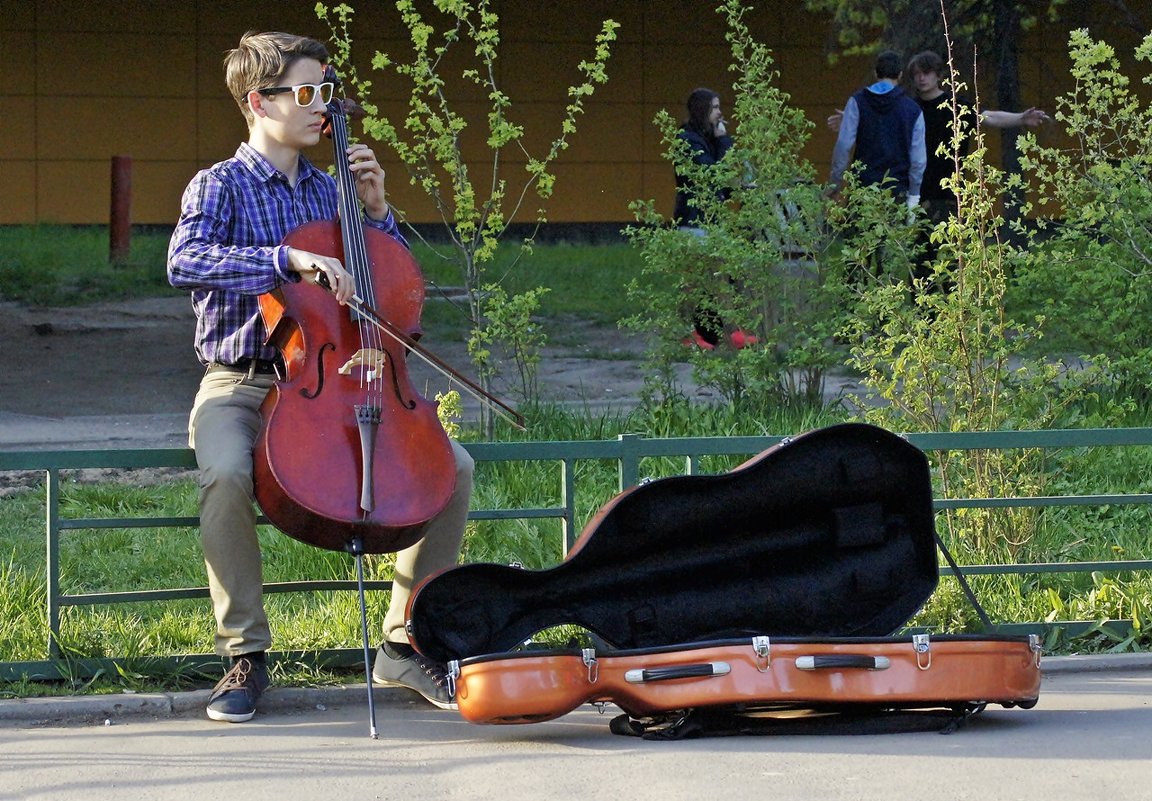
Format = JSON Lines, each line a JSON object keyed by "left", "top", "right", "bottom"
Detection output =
{"left": 406, "top": 423, "right": 1042, "bottom": 737}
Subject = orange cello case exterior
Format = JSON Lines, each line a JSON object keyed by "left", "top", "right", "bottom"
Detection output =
{"left": 448, "top": 635, "right": 1041, "bottom": 725}
{"left": 407, "top": 423, "right": 1043, "bottom": 727}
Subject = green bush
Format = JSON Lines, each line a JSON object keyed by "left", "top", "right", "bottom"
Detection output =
{"left": 624, "top": 0, "right": 846, "bottom": 411}
{"left": 1014, "top": 29, "right": 1152, "bottom": 404}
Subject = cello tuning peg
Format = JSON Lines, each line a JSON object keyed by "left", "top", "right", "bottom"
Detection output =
{"left": 341, "top": 97, "right": 367, "bottom": 122}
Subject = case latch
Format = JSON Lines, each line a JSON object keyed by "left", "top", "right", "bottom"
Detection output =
{"left": 582, "top": 647, "right": 599, "bottom": 683}
{"left": 446, "top": 659, "right": 460, "bottom": 697}
{"left": 752, "top": 635, "right": 771, "bottom": 672}
{"left": 1029, "top": 634, "right": 1043, "bottom": 667}
{"left": 912, "top": 633, "right": 932, "bottom": 670}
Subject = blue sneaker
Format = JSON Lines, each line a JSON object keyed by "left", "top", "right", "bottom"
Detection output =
{"left": 206, "top": 656, "right": 269, "bottom": 723}
{"left": 372, "top": 646, "right": 457, "bottom": 710}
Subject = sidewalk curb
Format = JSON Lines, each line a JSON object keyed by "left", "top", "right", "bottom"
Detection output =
{"left": 1039, "top": 652, "right": 1152, "bottom": 674}
{"left": 0, "top": 683, "right": 427, "bottom": 725}
{"left": 3, "top": 653, "right": 1149, "bottom": 726}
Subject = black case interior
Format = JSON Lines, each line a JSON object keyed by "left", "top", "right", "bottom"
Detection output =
{"left": 408, "top": 423, "right": 940, "bottom": 665}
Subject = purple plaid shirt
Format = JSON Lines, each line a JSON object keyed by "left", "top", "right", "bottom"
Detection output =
{"left": 167, "top": 142, "right": 407, "bottom": 366}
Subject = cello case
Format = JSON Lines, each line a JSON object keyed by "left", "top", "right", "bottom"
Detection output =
{"left": 406, "top": 423, "right": 1042, "bottom": 728}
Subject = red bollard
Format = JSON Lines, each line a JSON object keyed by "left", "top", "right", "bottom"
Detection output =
{"left": 110, "top": 155, "right": 133, "bottom": 264}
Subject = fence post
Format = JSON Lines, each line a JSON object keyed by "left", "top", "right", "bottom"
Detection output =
{"left": 616, "top": 433, "right": 645, "bottom": 490}
{"left": 45, "top": 468, "right": 62, "bottom": 658}
{"left": 561, "top": 459, "right": 576, "bottom": 554}
{"left": 109, "top": 155, "right": 133, "bottom": 264}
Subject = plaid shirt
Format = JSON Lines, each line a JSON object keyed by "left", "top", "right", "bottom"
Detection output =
{"left": 167, "top": 142, "right": 407, "bottom": 366}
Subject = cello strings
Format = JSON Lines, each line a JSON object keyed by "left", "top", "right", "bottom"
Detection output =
{"left": 324, "top": 106, "right": 524, "bottom": 431}
{"left": 333, "top": 111, "right": 384, "bottom": 406}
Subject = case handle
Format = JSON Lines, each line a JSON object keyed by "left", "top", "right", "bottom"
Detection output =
{"left": 795, "top": 655, "right": 891, "bottom": 671}
{"left": 624, "top": 661, "right": 731, "bottom": 683}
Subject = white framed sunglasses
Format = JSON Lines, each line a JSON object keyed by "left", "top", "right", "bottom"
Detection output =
{"left": 257, "top": 81, "right": 334, "bottom": 107}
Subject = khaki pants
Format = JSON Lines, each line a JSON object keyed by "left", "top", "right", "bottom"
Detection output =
{"left": 188, "top": 370, "right": 473, "bottom": 656}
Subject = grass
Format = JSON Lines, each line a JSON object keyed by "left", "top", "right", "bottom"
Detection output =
{"left": 0, "top": 222, "right": 637, "bottom": 294}
{"left": 0, "top": 225, "right": 177, "bottom": 306}
{"left": 412, "top": 239, "right": 639, "bottom": 326}
{"left": 0, "top": 226, "right": 641, "bottom": 352}
{"left": 2, "top": 225, "right": 1151, "bottom": 698}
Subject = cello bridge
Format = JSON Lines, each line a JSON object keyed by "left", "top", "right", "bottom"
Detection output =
{"left": 339, "top": 348, "right": 388, "bottom": 384}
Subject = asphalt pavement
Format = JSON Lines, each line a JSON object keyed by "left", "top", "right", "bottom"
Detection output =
{"left": 0, "top": 411, "right": 191, "bottom": 452}
{"left": 1, "top": 655, "right": 1150, "bottom": 801}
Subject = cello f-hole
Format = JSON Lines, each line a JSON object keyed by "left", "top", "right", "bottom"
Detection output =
{"left": 384, "top": 352, "right": 418, "bottom": 411}
{"left": 300, "top": 342, "right": 336, "bottom": 399}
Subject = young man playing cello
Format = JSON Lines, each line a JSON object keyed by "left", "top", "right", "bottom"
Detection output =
{"left": 168, "top": 31, "right": 473, "bottom": 723}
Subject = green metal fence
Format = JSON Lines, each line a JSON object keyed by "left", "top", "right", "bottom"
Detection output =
{"left": 2, "top": 428, "right": 1151, "bottom": 681}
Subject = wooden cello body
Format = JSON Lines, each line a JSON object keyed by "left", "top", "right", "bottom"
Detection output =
{"left": 252, "top": 84, "right": 455, "bottom": 555}
{"left": 406, "top": 423, "right": 1042, "bottom": 727}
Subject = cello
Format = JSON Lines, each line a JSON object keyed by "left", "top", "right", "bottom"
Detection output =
{"left": 253, "top": 71, "right": 452, "bottom": 555}
{"left": 251, "top": 68, "right": 520, "bottom": 735}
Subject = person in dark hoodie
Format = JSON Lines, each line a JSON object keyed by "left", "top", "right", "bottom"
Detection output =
{"left": 827, "top": 51, "right": 1047, "bottom": 290}
{"left": 672, "top": 88, "right": 757, "bottom": 349}
{"left": 673, "top": 87, "right": 733, "bottom": 229}
{"left": 828, "top": 51, "right": 1048, "bottom": 218}
{"left": 828, "top": 50, "right": 926, "bottom": 210}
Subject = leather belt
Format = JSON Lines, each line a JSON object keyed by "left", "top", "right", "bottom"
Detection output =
{"left": 206, "top": 358, "right": 280, "bottom": 378}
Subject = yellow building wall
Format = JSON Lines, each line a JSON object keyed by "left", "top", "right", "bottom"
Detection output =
{"left": 1, "top": 1, "right": 1148, "bottom": 226}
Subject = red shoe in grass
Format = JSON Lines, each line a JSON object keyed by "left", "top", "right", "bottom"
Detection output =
{"left": 681, "top": 331, "right": 716, "bottom": 350}
{"left": 729, "top": 330, "right": 759, "bottom": 349}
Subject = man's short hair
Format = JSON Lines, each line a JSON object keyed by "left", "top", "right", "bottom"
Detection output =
{"left": 907, "top": 51, "right": 946, "bottom": 78}
{"left": 874, "top": 50, "right": 903, "bottom": 80}
{"left": 224, "top": 31, "right": 329, "bottom": 125}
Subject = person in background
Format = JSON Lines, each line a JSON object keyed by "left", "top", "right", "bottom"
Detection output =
{"left": 829, "top": 50, "right": 1049, "bottom": 218}
{"left": 828, "top": 50, "right": 1049, "bottom": 286}
{"left": 905, "top": 50, "right": 1049, "bottom": 219}
{"left": 673, "top": 88, "right": 757, "bottom": 350}
{"left": 674, "top": 87, "right": 733, "bottom": 230}
{"left": 827, "top": 50, "right": 927, "bottom": 210}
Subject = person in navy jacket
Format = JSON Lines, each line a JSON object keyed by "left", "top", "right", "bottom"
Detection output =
{"left": 829, "top": 51, "right": 926, "bottom": 210}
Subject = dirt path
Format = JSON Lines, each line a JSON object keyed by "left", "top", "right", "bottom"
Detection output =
{"left": 0, "top": 296, "right": 712, "bottom": 446}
